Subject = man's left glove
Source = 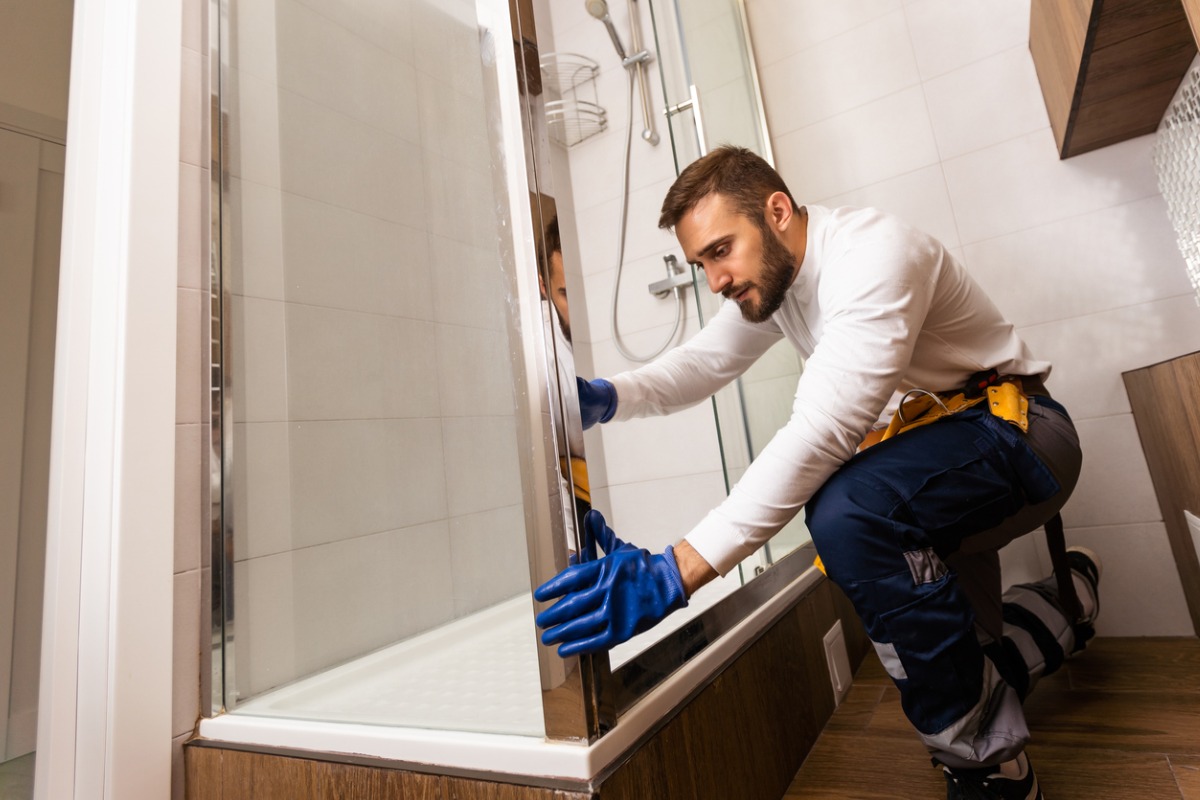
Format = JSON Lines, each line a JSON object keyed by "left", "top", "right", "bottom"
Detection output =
{"left": 535, "top": 531, "right": 688, "bottom": 658}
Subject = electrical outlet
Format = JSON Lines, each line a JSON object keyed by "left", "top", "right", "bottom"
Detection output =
{"left": 823, "top": 620, "right": 852, "bottom": 705}
{"left": 1185, "top": 510, "right": 1200, "bottom": 562}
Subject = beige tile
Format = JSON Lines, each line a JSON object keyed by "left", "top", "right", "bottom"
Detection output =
{"left": 230, "top": 179, "right": 285, "bottom": 301}
{"left": 177, "top": 162, "right": 207, "bottom": 291}
{"left": 180, "top": 47, "right": 205, "bottom": 168}
{"left": 176, "top": 288, "right": 205, "bottom": 424}
{"left": 173, "top": 571, "right": 202, "bottom": 737}
{"left": 175, "top": 423, "right": 203, "bottom": 574}
{"left": 235, "top": 551, "right": 297, "bottom": 698}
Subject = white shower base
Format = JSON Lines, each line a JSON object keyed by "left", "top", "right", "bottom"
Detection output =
{"left": 199, "top": 565, "right": 821, "bottom": 781}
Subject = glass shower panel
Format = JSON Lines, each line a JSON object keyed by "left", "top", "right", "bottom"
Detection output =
{"left": 650, "top": 0, "right": 810, "bottom": 566}
{"left": 219, "top": 0, "right": 546, "bottom": 736}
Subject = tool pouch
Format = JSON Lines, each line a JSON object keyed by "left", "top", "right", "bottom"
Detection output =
{"left": 873, "top": 375, "right": 1030, "bottom": 448}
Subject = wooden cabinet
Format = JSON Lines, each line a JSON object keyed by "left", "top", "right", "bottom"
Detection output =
{"left": 1124, "top": 351, "right": 1200, "bottom": 636}
{"left": 1030, "top": 0, "right": 1198, "bottom": 158}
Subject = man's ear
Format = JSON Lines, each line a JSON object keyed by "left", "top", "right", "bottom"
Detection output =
{"left": 766, "top": 191, "right": 794, "bottom": 232}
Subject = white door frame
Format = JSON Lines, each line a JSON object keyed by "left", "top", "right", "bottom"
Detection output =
{"left": 34, "top": 0, "right": 182, "bottom": 797}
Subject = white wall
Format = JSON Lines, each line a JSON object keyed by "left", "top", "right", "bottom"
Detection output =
{"left": 549, "top": 0, "right": 1199, "bottom": 636}
{"left": 744, "top": 0, "right": 1199, "bottom": 635}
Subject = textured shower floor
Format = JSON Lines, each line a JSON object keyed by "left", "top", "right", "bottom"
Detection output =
{"left": 231, "top": 576, "right": 742, "bottom": 738}
{"left": 233, "top": 595, "right": 547, "bottom": 737}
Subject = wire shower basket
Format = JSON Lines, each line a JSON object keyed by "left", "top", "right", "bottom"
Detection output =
{"left": 540, "top": 52, "right": 606, "bottom": 147}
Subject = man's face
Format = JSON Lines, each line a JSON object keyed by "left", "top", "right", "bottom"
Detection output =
{"left": 675, "top": 192, "right": 797, "bottom": 323}
{"left": 548, "top": 250, "right": 571, "bottom": 341}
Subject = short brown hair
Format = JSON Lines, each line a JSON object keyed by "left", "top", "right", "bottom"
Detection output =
{"left": 658, "top": 146, "right": 798, "bottom": 231}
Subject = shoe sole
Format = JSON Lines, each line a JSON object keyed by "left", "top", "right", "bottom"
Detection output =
{"left": 1066, "top": 545, "right": 1102, "bottom": 582}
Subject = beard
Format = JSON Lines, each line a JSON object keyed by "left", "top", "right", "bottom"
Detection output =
{"left": 723, "top": 221, "right": 797, "bottom": 323}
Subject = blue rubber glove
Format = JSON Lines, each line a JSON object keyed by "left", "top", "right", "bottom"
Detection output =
{"left": 535, "top": 528, "right": 688, "bottom": 657}
{"left": 570, "top": 509, "right": 636, "bottom": 564}
{"left": 576, "top": 377, "right": 617, "bottom": 429}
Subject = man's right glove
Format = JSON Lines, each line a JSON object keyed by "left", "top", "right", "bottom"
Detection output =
{"left": 576, "top": 377, "right": 617, "bottom": 429}
{"left": 535, "top": 510, "right": 687, "bottom": 657}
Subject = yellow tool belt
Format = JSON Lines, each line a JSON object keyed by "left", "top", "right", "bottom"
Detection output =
{"left": 815, "top": 374, "right": 1034, "bottom": 576}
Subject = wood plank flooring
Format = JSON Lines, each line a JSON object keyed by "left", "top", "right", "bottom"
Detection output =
{"left": 783, "top": 637, "right": 1200, "bottom": 799}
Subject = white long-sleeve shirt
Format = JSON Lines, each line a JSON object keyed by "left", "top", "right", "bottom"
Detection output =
{"left": 608, "top": 205, "right": 1050, "bottom": 575}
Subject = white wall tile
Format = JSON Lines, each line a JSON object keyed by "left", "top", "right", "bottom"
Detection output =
{"left": 410, "top": 0, "right": 486, "bottom": 100}
{"left": 963, "top": 196, "right": 1194, "bottom": 328}
{"left": 275, "top": 0, "right": 419, "bottom": 143}
{"left": 573, "top": 175, "right": 681, "bottom": 277}
{"left": 230, "top": 296, "right": 289, "bottom": 423}
{"left": 820, "top": 164, "right": 961, "bottom": 249}
{"left": 291, "top": 525, "right": 452, "bottom": 675}
{"left": 227, "top": 69, "right": 281, "bottom": 188}
{"left": 602, "top": 470, "right": 729, "bottom": 553}
{"left": 903, "top": 0, "right": 1030, "bottom": 80}
{"left": 741, "top": 373, "right": 797, "bottom": 455}
{"left": 281, "top": 192, "right": 432, "bottom": 319}
{"left": 235, "top": 551, "right": 297, "bottom": 697}
{"left": 759, "top": 11, "right": 919, "bottom": 135}
{"left": 1018, "top": 295, "right": 1200, "bottom": 420}
{"left": 289, "top": 419, "right": 448, "bottom": 547}
{"left": 1055, "top": 522, "right": 1194, "bottom": 636}
{"left": 745, "top": 0, "right": 902, "bottom": 68}
{"left": 435, "top": 322, "right": 517, "bottom": 417}
{"left": 1063, "top": 414, "right": 1163, "bottom": 529}
{"left": 421, "top": 153, "right": 499, "bottom": 251}
{"left": 277, "top": 89, "right": 425, "bottom": 226}
{"left": 699, "top": 79, "right": 766, "bottom": 154}
{"left": 740, "top": 337, "right": 802, "bottom": 383}
{"left": 582, "top": 257, "right": 699, "bottom": 342}
{"left": 597, "top": 403, "right": 724, "bottom": 486}
{"left": 390, "top": 521, "right": 458, "bottom": 635}
{"left": 685, "top": 10, "right": 749, "bottom": 93}
{"left": 448, "top": 505, "right": 530, "bottom": 616}
{"left": 230, "top": 178, "right": 285, "bottom": 301}
{"left": 232, "top": 422, "right": 293, "bottom": 560}
{"left": 441, "top": 416, "right": 524, "bottom": 516}
{"left": 285, "top": 304, "right": 439, "bottom": 420}
{"left": 415, "top": 72, "right": 490, "bottom": 174}
{"left": 231, "top": 0, "right": 280, "bottom": 82}
{"left": 922, "top": 45, "right": 1049, "bottom": 160}
{"left": 773, "top": 86, "right": 941, "bottom": 200}
{"left": 292, "top": 0, "right": 414, "bottom": 61}
{"left": 182, "top": 0, "right": 203, "bottom": 54}
{"left": 429, "top": 233, "right": 509, "bottom": 332}
{"left": 943, "top": 129, "right": 1161, "bottom": 245}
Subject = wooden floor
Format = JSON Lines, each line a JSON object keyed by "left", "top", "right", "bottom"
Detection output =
{"left": 784, "top": 637, "right": 1200, "bottom": 799}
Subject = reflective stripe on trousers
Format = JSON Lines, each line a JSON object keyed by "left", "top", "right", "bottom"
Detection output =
{"left": 806, "top": 398, "right": 1082, "bottom": 769}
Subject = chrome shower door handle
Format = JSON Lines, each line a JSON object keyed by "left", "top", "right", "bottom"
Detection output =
{"left": 663, "top": 84, "right": 707, "bottom": 157}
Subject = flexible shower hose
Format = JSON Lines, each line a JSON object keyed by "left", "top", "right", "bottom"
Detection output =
{"left": 610, "top": 68, "right": 684, "bottom": 363}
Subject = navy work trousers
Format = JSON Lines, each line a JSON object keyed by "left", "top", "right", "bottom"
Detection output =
{"left": 806, "top": 397, "right": 1082, "bottom": 768}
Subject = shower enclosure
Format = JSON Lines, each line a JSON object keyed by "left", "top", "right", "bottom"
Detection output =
{"left": 198, "top": 0, "right": 823, "bottom": 780}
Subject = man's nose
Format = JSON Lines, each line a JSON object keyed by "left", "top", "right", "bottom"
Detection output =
{"left": 704, "top": 265, "right": 731, "bottom": 295}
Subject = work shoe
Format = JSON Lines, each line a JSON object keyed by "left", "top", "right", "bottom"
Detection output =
{"left": 1066, "top": 546, "right": 1101, "bottom": 625}
{"left": 942, "top": 751, "right": 1043, "bottom": 800}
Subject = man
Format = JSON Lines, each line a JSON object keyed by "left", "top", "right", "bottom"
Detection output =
{"left": 534, "top": 147, "right": 1100, "bottom": 799}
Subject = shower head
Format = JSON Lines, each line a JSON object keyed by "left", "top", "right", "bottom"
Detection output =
{"left": 584, "top": 0, "right": 628, "bottom": 59}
